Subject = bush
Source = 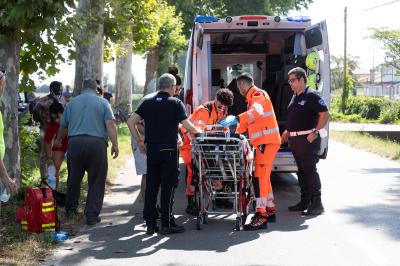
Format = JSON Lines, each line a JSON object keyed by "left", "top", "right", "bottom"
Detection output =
{"left": 331, "top": 96, "right": 400, "bottom": 123}
{"left": 379, "top": 101, "right": 400, "bottom": 124}
{"left": 18, "top": 114, "right": 40, "bottom": 186}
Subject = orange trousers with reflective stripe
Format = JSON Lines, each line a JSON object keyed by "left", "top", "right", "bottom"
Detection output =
{"left": 180, "top": 143, "right": 194, "bottom": 196}
{"left": 254, "top": 144, "right": 280, "bottom": 213}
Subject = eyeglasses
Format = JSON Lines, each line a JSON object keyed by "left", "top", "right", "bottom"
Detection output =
{"left": 0, "top": 70, "right": 5, "bottom": 81}
{"left": 288, "top": 78, "right": 298, "bottom": 84}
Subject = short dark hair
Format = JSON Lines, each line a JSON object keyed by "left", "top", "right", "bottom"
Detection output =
{"left": 168, "top": 66, "right": 179, "bottom": 76}
{"left": 49, "top": 101, "right": 64, "bottom": 115}
{"left": 216, "top": 88, "right": 234, "bottom": 106}
{"left": 236, "top": 73, "right": 253, "bottom": 85}
{"left": 288, "top": 67, "right": 307, "bottom": 83}
{"left": 50, "top": 81, "right": 62, "bottom": 95}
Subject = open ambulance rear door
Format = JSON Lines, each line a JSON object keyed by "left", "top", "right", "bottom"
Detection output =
{"left": 304, "top": 20, "right": 330, "bottom": 158}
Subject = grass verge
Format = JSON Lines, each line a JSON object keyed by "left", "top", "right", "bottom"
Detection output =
{"left": 330, "top": 131, "right": 400, "bottom": 163}
{"left": 0, "top": 124, "right": 132, "bottom": 265}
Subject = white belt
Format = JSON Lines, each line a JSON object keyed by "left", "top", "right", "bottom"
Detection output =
{"left": 289, "top": 129, "right": 313, "bottom": 137}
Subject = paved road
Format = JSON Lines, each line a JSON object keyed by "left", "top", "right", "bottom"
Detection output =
{"left": 330, "top": 122, "right": 400, "bottom": 131}
{"left": 46, "top": 140, "right": 400, "bottom": 266}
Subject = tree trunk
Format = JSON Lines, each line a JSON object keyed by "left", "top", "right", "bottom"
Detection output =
{"left": 143, "top": 48, "right": 160, "bottom": 96}
{"left": 0, "top": 38, "right": 21, "bottom": 183}
{"left": 73, "top": 0, "right": 105, "bottom": 96}
{"left": 114, "top": 38, "right": 133, "bottom": 115}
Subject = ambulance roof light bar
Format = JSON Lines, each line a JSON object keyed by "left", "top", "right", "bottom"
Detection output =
{"left": 194, "top": 15, "right": 220, "bottom": 23}
{"left": 286, "top": 16, "right": 311, "bottom": 22}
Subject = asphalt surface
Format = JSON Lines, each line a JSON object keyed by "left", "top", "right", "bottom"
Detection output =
{"left": 46, "top": 140, "right": 400, "bottom": 266}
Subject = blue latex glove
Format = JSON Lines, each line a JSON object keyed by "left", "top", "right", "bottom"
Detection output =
{"left": 219, "top": 115, "right": 239, "bottom": 127}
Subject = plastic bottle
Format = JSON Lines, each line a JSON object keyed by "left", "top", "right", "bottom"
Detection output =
{"left": 47, "top": 164, "right": 56, "bottom": 190}
{"left": 0, "top": 179, "right": 10, "bottom": 202}
{"left": 51, "top": 231, "right": 68, "bottom": 242}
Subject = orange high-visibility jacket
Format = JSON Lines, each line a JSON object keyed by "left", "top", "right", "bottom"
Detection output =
{"left": 237, "top": 86, "right": 281, "bottom": 146}
{"left": 181, "top": 101, "right": 226, "bottom": 146}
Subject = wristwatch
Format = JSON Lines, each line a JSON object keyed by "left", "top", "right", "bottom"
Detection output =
{"left": 312, "top": 129, "right": 320, "bottom": 136}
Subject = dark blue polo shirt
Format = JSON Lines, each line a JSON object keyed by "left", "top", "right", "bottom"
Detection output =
{"left": 286, "top": 87, "right": 328, "bottom": 131}
{"left": 135, "top": 91, "right": 187, "bottom": 145}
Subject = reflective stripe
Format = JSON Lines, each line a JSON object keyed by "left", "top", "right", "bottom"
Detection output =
{"left": 250, "top": 128, "right": 279, "bottom": 140}
{"left": 248, "top": 111, "right": 273, "bottom": 124}
{"left": 22, "top": 226, "right": 28, "bottom": 231}
{"left": 21, "top": 220, "right": 28, "bottom": 225}
{"left": 43, "top": 228, "right": 56, "bottom": 232}
{"left": 42, "top": 202, "right": 53, "bottom": 207}
{"left": 42, "top": 207, "right": 55, "bottom": 212}
{"left": 42, "top": 223, "right": 56, "bottom": 228}
{"left": 262, "top": 111, "right": 274, "bottom": 118}
{"left": 192, "top": 120, "right": 205, "bottom": 126}
{"left": 247, "top": 111, "right": 255, "bottom": 123}
{"left": 256, "top": 198, "right": 267, "bottom": 209}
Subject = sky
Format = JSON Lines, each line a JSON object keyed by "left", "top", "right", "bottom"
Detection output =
{"left": 44, "top": 0, "right": 399, "bottom": 87}
{"left": 288, "top": 0, "right": 400, "bottom": 73}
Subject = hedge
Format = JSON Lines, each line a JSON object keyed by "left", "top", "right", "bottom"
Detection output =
{"left": 331, "top": 96, "right": 400, "bottom": 124}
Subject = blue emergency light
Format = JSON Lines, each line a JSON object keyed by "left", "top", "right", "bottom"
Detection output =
{"left": 287, "top": 16, "right": 311, "bottom": 22}
{"left": 195, "top": 15, "right": 220, "bottom": 23}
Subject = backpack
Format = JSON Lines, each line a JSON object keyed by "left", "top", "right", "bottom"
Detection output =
{"left": 31, "top": 95, "right": 58, "bottom": 125}
{"left": 16, "top": 185, "right": 58, "bottom": 233}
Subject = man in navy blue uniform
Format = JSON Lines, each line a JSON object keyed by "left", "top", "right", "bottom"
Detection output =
{"left": 281, "top": 67, "right": 330, "bottom": 216}
{"left": 128, "top": 73, "right": 200, "bottom": 235}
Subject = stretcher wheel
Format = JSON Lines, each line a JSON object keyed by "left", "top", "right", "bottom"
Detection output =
{"left": 202, "top": 212, "right": 207, "bottom": 224}
{"left": 196, "top": 216, "right": 201, "bottom": 230}
{"left": 235, "top": 217, "right": 241, "bottom": 231}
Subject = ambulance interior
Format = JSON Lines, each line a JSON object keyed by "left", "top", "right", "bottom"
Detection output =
{"left": 207, "top": 30, "right": 308, "bottom": 151}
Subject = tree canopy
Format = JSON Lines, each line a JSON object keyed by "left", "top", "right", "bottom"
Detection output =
{"left": 105, "top": 0, "right": 160, "bottom": 56}
{"left": 370, "top": 27, "right": 400, "bottom": 70}
{"left": 0, "top": 0, "right": 76, "bottom": 91}
{"left": 157, "top": 3, "right": 186, "bottom": 72}
{"left": 166, "top": 0, "right": 313, "bottom": 38}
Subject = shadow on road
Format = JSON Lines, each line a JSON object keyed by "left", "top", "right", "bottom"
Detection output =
{"left": 55, "top": 169, "right": 314, "bottom": 263}
{"left": 339, "top": 167, "right": 400, "bottom": 241}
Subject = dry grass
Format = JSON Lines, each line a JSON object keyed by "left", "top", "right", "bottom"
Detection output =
{"left": 330, "top": 131, "right": 400, "bottom": 163}
{"left": 0, "top": 124, "right": 133, "bottom": 265}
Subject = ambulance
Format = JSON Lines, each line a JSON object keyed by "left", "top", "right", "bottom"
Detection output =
{"left": 183, "top": 15, "right": 330, "bottom": 172}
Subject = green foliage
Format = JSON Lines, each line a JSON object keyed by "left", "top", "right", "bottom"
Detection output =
{"left": 370, "top": 28, "right": 400, "bottom": 69}
{"left": 331, "top": 96, "right": 400, "bottom": 123}
{"left": 167, "top": 0, "right": 313, "bottom": 38}
{"left": 331, "top": 55, "right": 360, "bottom": 91}
{"left": 105, "top": 0, "right": 160, "bottom": 55}
{"left": 157, "top": 3, "right": 187, "bottom": 73}
{"left": 0, "top": 0, "right": 76, "bottom": 91}
{"left": 18, "top": 115, "right": 40, "bottom": 186}
{"left": 379, "top": 101, "right": 400, "bottom": 124}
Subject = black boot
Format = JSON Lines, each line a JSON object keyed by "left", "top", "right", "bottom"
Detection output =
{"left": 302, "top": 195, "right": 324, "bottom": 216}
{"left": 288, "top": 195, "right": 311, "bottom": 212}
{"left": 243, "top": 212, "right": 268, "bottom": 231}
{"left": 146, "top": 222, "right": 159, "bottom": 235}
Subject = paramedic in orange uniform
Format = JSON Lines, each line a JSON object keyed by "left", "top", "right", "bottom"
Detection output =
{"left": 220, "top": 73, "right": 281, "bottom": 230}
{"left": 181, "top": 89, "right": 234, "bottom": 215}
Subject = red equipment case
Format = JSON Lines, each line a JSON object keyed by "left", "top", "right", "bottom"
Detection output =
{"left": 16, "top": 186, "right": 57, "bottom": 233}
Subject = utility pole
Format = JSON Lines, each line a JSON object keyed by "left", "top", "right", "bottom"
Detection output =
{"left": 341, "top": 6, "right": 348, "bottom": 113}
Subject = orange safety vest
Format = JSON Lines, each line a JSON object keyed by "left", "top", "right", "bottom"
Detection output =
{"left": 237, "top": 86, "right": 281, "bottom": 146}
{"left": 180, "top": 101, "right": 226, "bottom": 145}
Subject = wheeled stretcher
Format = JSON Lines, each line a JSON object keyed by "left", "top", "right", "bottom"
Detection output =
{"left": 191, "top": 125, "right": 255, "bottom": 230}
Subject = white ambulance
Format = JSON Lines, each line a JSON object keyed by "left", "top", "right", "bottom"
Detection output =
{"left": 183, "top": 15, "right": 330, "bottom": 172}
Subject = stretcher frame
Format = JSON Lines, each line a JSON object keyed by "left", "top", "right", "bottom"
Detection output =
{"left": 191, "top": 125, "right": 254, "bottom": 230}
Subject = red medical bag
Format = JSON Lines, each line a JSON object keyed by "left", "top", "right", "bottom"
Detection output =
{"left": 16, "top": 186, "right": 57, "bottom": 233}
